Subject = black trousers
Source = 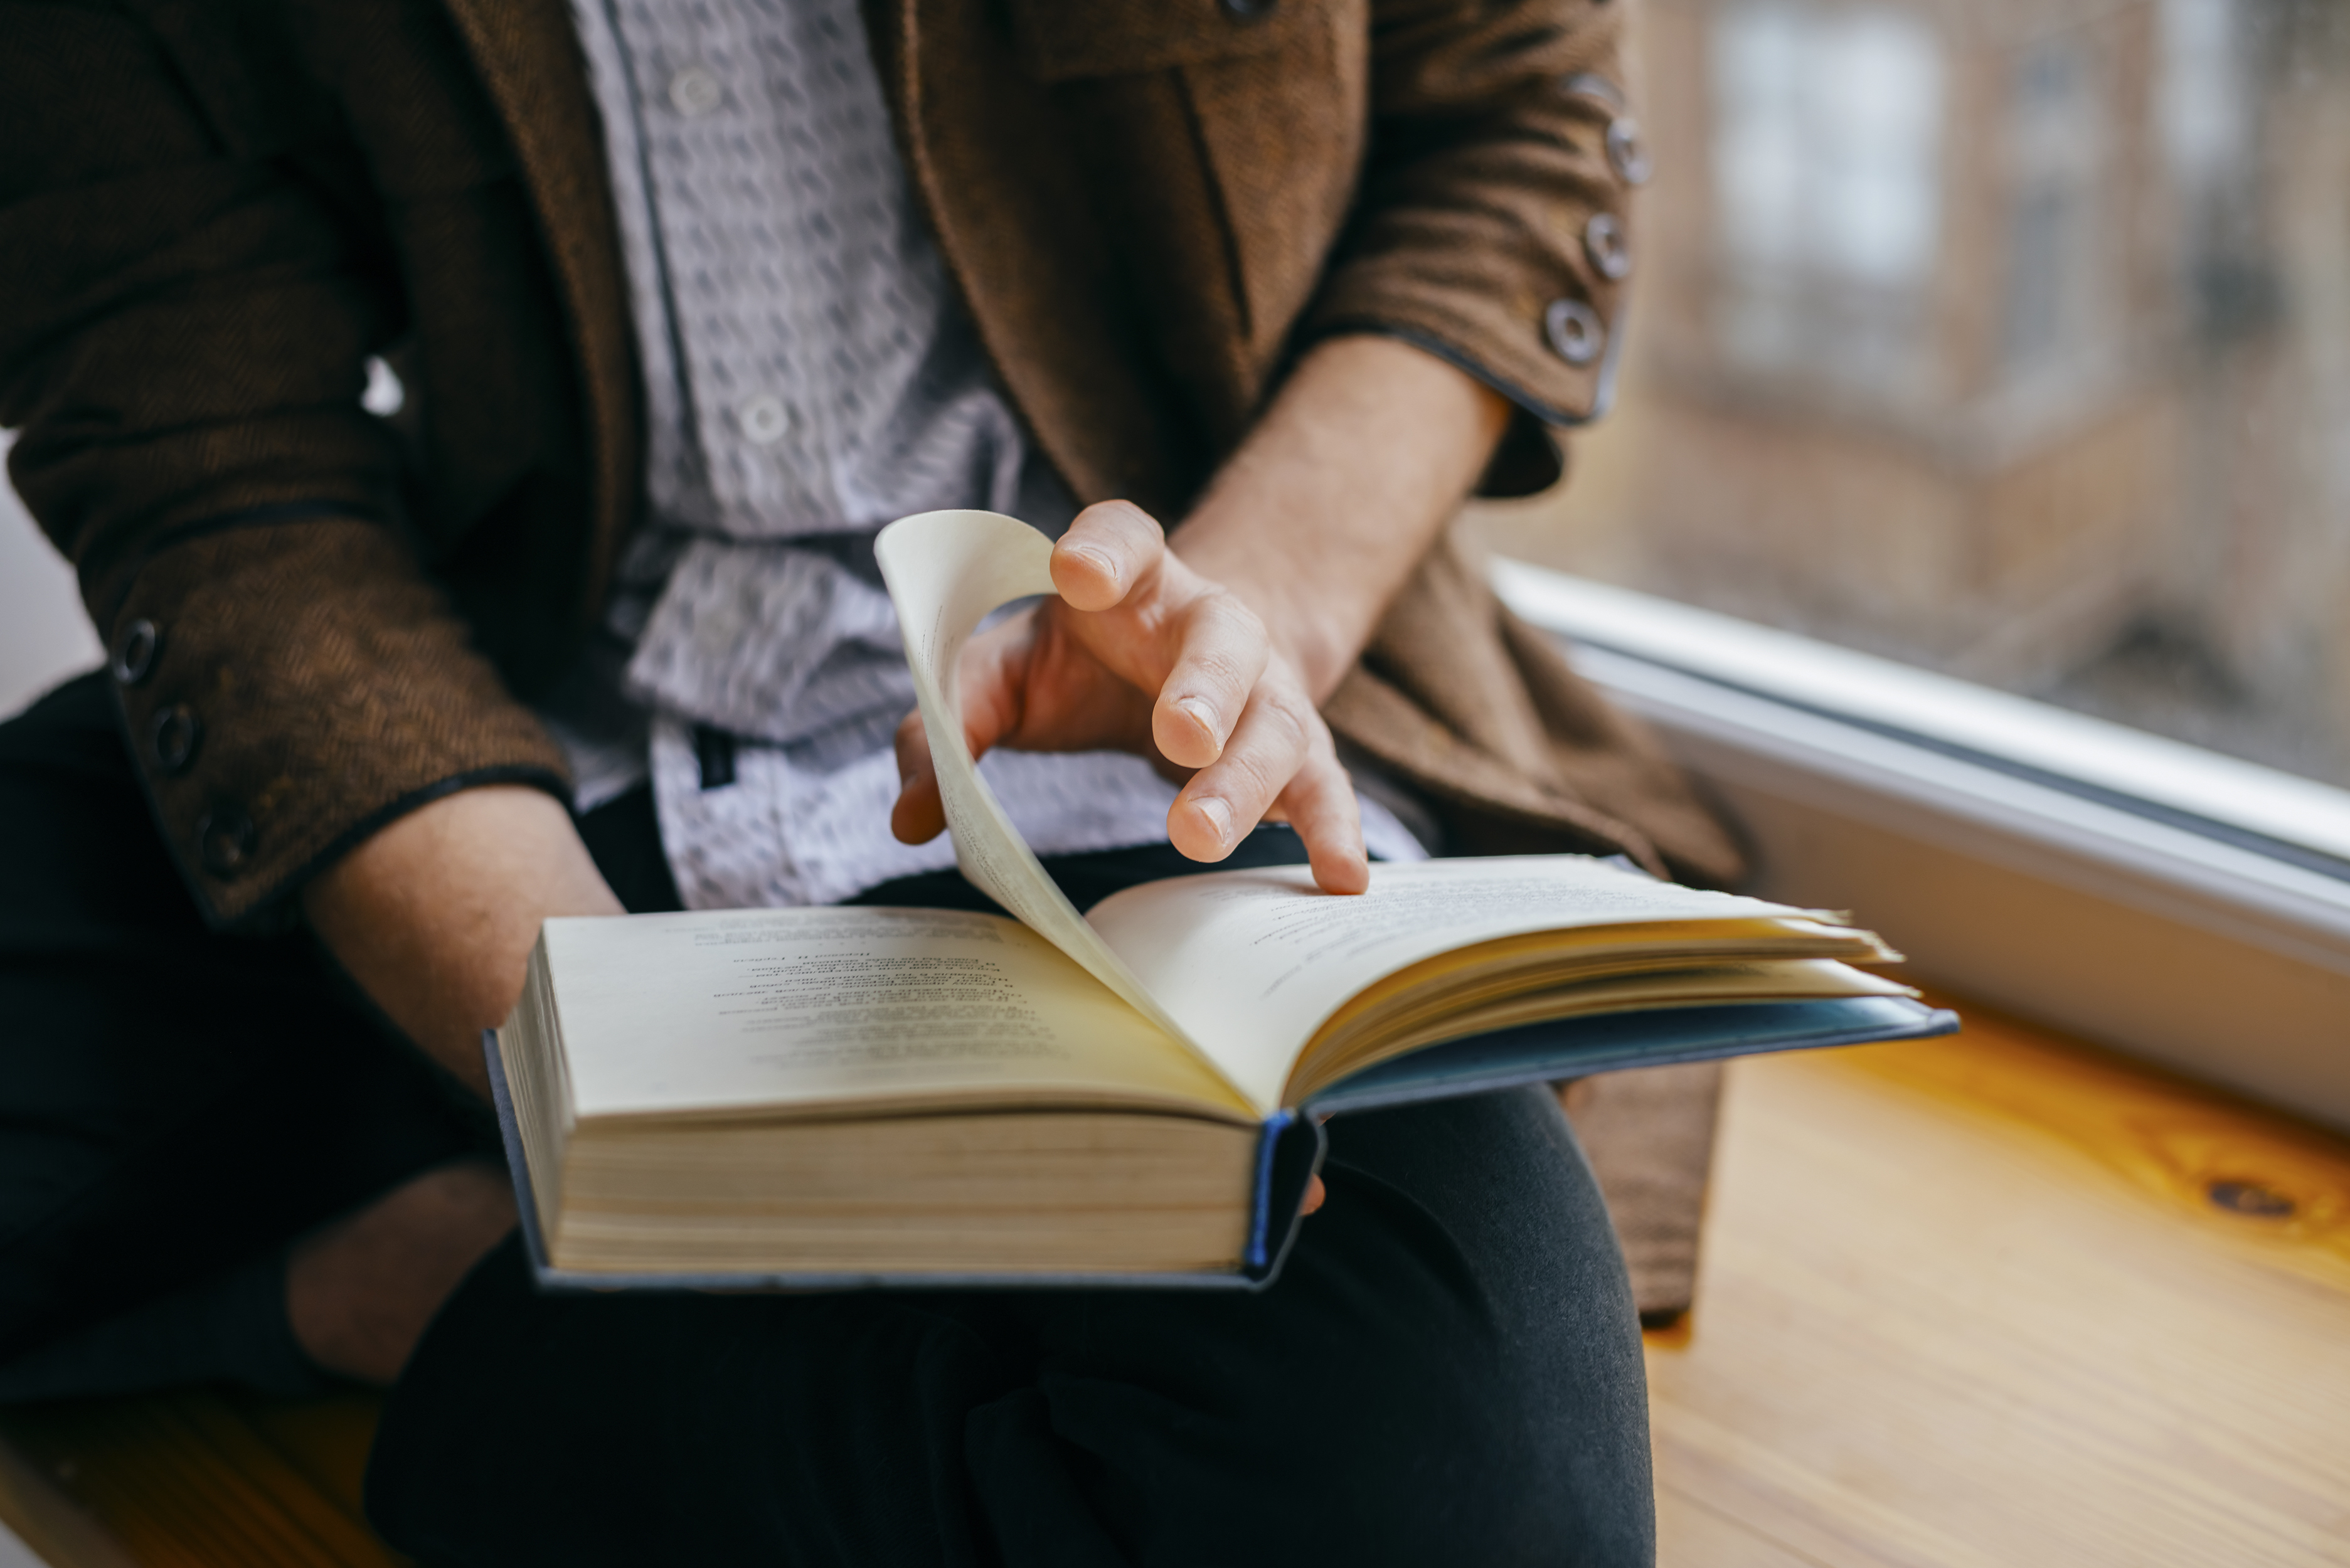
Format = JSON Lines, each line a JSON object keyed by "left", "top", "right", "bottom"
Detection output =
{"left": 1, "top": 672, "right": 1655, "bottom": 1565}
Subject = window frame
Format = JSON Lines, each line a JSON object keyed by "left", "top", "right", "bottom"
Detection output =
{"left": 1494, "top": 557, "right": 2350, "bottom": 1133}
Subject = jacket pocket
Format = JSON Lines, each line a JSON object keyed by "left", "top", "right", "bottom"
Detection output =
{"left": 1006, "top": 0, "right": 1337, "bottom": 81}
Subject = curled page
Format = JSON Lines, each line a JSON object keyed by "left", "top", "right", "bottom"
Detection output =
{"left": 1086, "top": 856, "right": 1859, "bottom": 1111}
{"left": 873, "top": 510, "right": 1220, "bottom": 1076}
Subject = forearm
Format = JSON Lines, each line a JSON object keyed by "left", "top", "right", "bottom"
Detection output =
{"left": 301, "top": 785, "right": 622, "bottom": 1098}
{"left": 1171, "top": 335, "right": 1512, "bottom": 702}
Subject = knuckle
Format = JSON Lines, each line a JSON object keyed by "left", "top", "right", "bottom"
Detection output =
{"left": 1085, "top": 499, "right": 1165, "bottom": 553}
{"left": 1288, "top": 754, "right": 1345, "bottom": 804}
{"left": 1176, "top": 596, "right": 1268, "bottom": 679}
{"left": 1198, "top": 588, "right": 1265, "bottom": 642}
{"left": 1183, "top": 647, "right": 1256, "bottom": 700}
{"left": 1253, "top": 692, "right": 1314, "bottom": 754}
{"left": 1221, "top": 737, "right": 1294, "bottom": 805}
{"left": 1103, "top": 497, "right": 1164, "bottom": 536}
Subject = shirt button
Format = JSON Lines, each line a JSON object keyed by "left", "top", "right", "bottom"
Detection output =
{"left": 737, "top": 393, "right": 792, "bottom": 445}
{"left": 1606, "top": 116, "right": 1652, "bottom": 186}
{"left": 111, "top": 618, "right": 161, "bottom": 686}
{"left": 197, "top": 808, "right": 257, "bottom": 878}
{"left": 1583, "top": 212, "right": 1632, "bottom": 280}
{"left": 149, "top": 704, "right": 203, "bottom": 774}
{"left": 668, "top": 65, "right": 723, "bottom": 117}
{"left": 1544, "top": 299, "right": 1606, "bottom": 367}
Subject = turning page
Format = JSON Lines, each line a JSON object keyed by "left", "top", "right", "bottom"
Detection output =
{"left": 873, "top": 511, "right": 1211, "bottom": 1060}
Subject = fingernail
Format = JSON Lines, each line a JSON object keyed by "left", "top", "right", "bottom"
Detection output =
{"left": 1194, "top": 795, "right": 1233, "bottom": 847}
{"left": 1176, "top": 697, "right": 1217, "bottom": 740}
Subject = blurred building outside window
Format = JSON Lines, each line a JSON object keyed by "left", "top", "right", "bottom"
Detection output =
{"left": 1481, "top": 0, "right": 2350, "bottom": 792}
{"left": 1712, "top": 4, "right": 1947, "bottom": 391}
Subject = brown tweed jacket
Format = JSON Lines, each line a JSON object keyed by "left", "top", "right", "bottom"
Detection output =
{"left": 0, "top": 0, "right": 1740, "bottom": 926}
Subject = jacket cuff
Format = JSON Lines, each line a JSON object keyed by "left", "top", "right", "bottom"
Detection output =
{"left": 1317, "top": 323, "right": 1583, "bottom": 499}
{"left": 1304, "top": 77, "right": 1642, "bottom": 495}
{"left": 1304, "top": 289, "right": 1621, "bottom": 500}
{"left": 105, "top": 517, "right": 572, "bottom": 928}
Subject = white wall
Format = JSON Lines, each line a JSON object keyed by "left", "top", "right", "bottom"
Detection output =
{"left": 0, "top": 433, "right": 104, "bottom": 718}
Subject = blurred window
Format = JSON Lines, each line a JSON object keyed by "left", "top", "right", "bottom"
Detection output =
{"left": 2002, "top": 35, "right": 2106, "bottom": 376}
{"left": 1712, "top": 6, "right": 1945, "bottom": 389}
{"left": 1488, "top": 0, "right": 2350, "bottom": 795}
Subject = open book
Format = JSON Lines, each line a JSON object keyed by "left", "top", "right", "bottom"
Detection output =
{"left": 491, "top": 510, "right": 1957, "bottom": 1289}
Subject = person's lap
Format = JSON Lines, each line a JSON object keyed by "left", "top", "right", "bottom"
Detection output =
{"left": 0, "top": 672, "right": 1654, "bottom": 1564}
{"left": 371, "top": 1087, "right": 1651, "bottom": 1566}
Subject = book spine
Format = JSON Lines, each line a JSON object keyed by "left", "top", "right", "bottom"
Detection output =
{"left": 1245, "top": 1111, "right": 1296, "bottom": 1271}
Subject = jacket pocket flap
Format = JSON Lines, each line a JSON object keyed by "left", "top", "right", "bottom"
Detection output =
{"left": 1007, "top": 0, "right": 1326, "bottom": 81}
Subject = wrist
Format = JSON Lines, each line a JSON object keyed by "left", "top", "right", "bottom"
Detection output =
{"left": 1166, "top": 335, "right": 1511, "bottom": 706}
{"left": 304, "top": 784, "right": 620, "bottom": 1096}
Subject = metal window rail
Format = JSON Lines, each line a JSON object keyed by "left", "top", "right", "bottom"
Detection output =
{"left": 1492, "top": 559, "right": 2350, "bottom": 1133}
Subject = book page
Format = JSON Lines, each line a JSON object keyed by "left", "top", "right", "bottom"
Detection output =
{"left": 1085, "top": 856, "right": 1823, "bottom": 1111}
{"left": 543, "top": 907, "right": 1254, "bottom": 1124}
{"left": 1331, "top": 958, "right": 1915, "bottom": 1078}
{"left": 872, "top": 510, "right": 1211, "bottom": 1061}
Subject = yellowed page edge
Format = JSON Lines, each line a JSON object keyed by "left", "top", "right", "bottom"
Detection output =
{"left": 1289, "top": 958, "right": 1917, "bottom": 1098}
{"left": 1087, "top": 856, "right": 1877, "bottom": 1111}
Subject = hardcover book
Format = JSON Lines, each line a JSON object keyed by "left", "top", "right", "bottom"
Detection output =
{"left": 489, "top": 510, "right": 1957, "bottom": 1290}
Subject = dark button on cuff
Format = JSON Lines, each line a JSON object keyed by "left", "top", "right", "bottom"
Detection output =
{"left": 1544, "top": 299, "right": 1606, "bottom": 367}
{"left": 1583, "top": 212, "right": 1632, "bottom": 280}
{"left": 149, "top": 705, "right": 202, "bottom": 775}
{"left": 197, "top": 809, "right": 257, "bottom": 879}
{"left": 1220, "top": 0, "right": 1277, "bottom": 19}
{"left": 1606, "top": 117, "right": 1652, "bottom": 186}
{"left": 111, "top": 619, "right": 161, "bottom": 686}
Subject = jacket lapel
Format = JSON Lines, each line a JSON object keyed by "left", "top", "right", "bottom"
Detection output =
{"left": 439, "top": 0, "right": 638, "bottom": 623}
{"left": 864, "top": 0, "right": 1198, "bottom": 518}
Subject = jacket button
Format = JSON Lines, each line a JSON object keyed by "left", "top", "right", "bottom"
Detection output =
{"left": 149, "top": 705, "right": 203, "bottom": 775}
{"left": 1583, "top": 212, "right": 1632, "bottom": 280}
{"left": 1220, "top": 0, "right": 1277, "bottom": 19}
{"left": 197, "top": 809, "right": 257, "bottom": 878}
{"left": 1545, "top": 299, "right": 1606, "bottom": 367}
{"left": 112, "top": 619, "right": 161, "bottom": 686}
{"left": 1606, "top": 117, "right": 1652, "bottom": 186}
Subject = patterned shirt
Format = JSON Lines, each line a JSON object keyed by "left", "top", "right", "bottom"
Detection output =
{"left": 549, "top": 0, "right": 1428, "bottom": 909}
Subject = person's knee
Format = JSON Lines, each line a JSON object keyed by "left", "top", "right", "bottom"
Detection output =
{"left": 1284, "top": 1342, "right": 1657, "bottom": 1567}
{"left": 1001, "top": 1086, "right": 1656, "bottom": 1563}
{"left": 1029, "top": 1312, "right": 1654, "bottom": 1566}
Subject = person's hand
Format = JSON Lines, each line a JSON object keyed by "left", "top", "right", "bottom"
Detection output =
{"left": 890, "top": 499, "right": 1371, "bottom": 895}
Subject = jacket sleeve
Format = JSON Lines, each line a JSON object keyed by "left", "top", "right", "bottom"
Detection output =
{"left": 0, "top": 2, "right": 569, "bottom": 929}
{"left": 1304, "top": 0, "right": 1644, "bottom": 492}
